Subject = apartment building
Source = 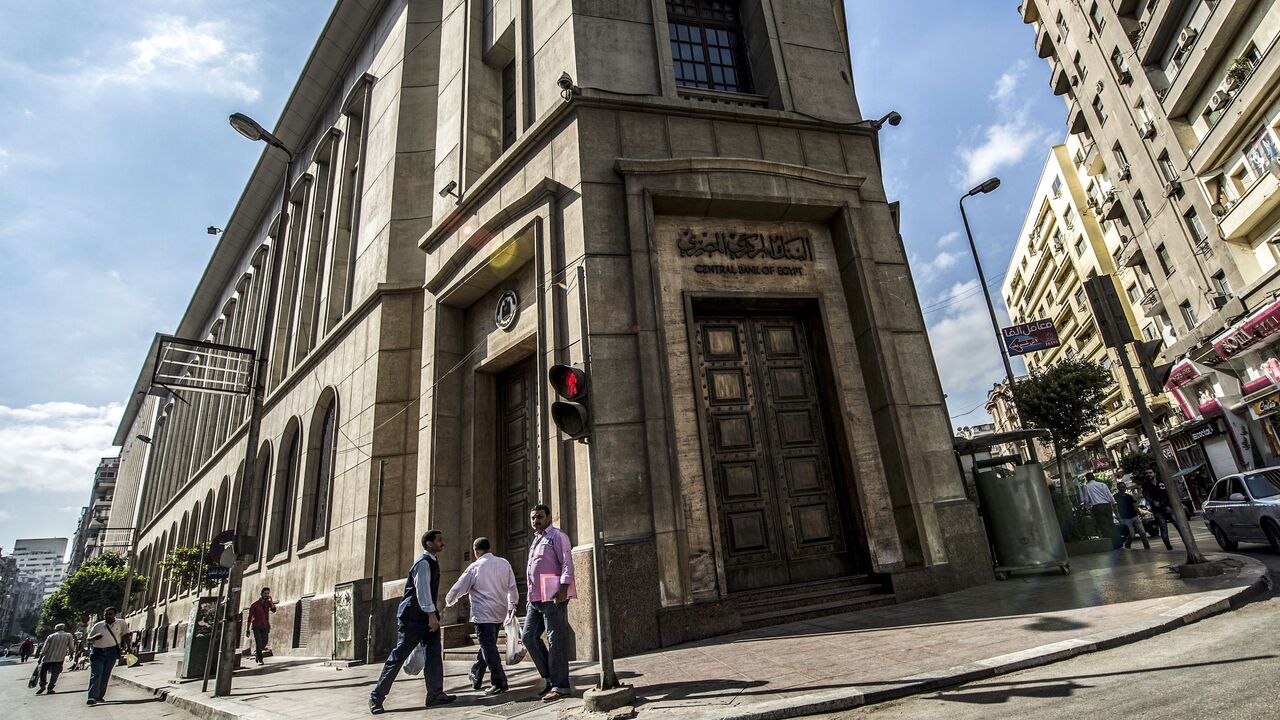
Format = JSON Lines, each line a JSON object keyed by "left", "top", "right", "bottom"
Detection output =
{"left": 1020, "top": 0, "right": 1278, "bottom": 490}
{"left": 10, "top": 538, "right": 69, "bottom": 601}
{"left": 1003, "top": 138, "right": 1174, "bottom": 480}
{"left": 110, "top": 0, "right": 990, "bottom": 662}
{"left": 68, "top": 457, "right": 118, "bottom": 572}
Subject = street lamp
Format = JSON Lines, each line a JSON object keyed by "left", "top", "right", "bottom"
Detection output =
{"left": 214, "top": 112, "right": 294, "bottom": 697}
{"left": 959, "top": 177, "right": 1038, "bottom": 463}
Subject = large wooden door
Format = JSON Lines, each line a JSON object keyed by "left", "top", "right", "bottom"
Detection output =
{"left": 694, "top": 313, "right": 856, "bottom": 593}
{"left": 497, "top": 359, "right": 536, "bottom": 595}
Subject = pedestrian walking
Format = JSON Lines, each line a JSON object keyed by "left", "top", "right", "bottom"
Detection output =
{"left": 34, "top": 623, "right": 75, "bottom": 694}
{"left": 19, "top": 637, "right": 34, "bottom": 662}
{"left": 1114, "top": 481, "right": 1150, "bottom": 550}
{"left": 1140, "top": 471, "right": 1176, "bottom": 550}
{"left": 1080, "top": 473, "right": 1118, "bottom": 547}
{"left": 247, "top": 587, "right": 276, "bottom": 665}
{"left": 369, "top": 530, "right": 455, "bottom": 714}
{"left": 445, "top": 537, "right": 519, "bottom": 696}
{"left": 522, "top": 504, "right": 576, "bottom": 702}
{"left": 85, "top": 607, "right": 130, "bottom": 705}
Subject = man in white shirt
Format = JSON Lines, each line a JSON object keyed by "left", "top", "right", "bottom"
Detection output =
{"left": 35, "top": 623, "right": 75, "bottom": 694}
{"left": 445, "top": 537, "right": 519, "bottom": 695}
{"left": 1080, "top": 473, "right": 1118, "bottom": 547}
{"left": 85, "top": 607, "right": 130, "bottom": 705}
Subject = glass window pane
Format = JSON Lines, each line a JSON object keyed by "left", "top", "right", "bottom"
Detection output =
{"left": 1245, "top": 472, "right": 1280, "bottom": 499}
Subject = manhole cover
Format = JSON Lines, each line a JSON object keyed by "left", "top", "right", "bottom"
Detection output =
{"left": 474, "top": 697, "right": 563, "bottom": 718}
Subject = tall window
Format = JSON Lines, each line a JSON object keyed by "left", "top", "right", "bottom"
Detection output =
{"left": 1212, "top": 270, "right": 1233, "bottom": 299}
{"left": 1134, "top": 191, "right": 1151, "bottom": 222}
{"left": 329, "top": 78, "right": 372, "bottom": 329}
{"left": 302, "top": 399, "right": 338, "bottom": 545}
{"left": 269, "top": 426, "right": 301, "bottom": 557}
{"left": 1184, "top": 209, "right": 1208, "bottom": 243}
{"left": 1089, "top": 2, "right": 1106, "bottom": 32}
{"left": 1156, "top": 243, "right": 1173, "bottom": 276}
{"left": 1179, "top": 301, "right": 1198, "bottom": 329}
{"left": 501, "top": 60, "right": 517, "bottom": 151}
{"left": 1113, "top": 143, "right": 1129, "bottom": 171}
{"left": 1157, "top": 151, "right": 1178, "bottom": 182}
{"left": 1092, "top": 94, "right": 1109, "bottom": 124}
{"left": 1056, "top": 12, "right": 1070, "bottom": 39}
{"left": 1110, "top": 48, "right": 1129, "bottom": 75}
{"left": 1051, "top": 176, "right": 1063, "bottom": 198}
{"left": 667, "top": 0, "right": 751, "bottom": 93}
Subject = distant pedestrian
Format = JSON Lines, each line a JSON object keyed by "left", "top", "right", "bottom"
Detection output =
{"left": 1080, "top": 473, "right": 1117, "bottom": 546}
{"left": 522, "top": 504, "right": 576, "bottom": 702}
{"left": 247, "top": 587, "right": 276, "bottom": 665}
{"left": 369, "top": 530, "right": 454, "bottom": 714}
{"left": 1140, "top": 471, "right": 1176, "bottom": 550}
{"left": 445, "top": 537, "right": 519, "bottom": 696}
{"left": 1114, "top": 481, "right": 1150, "bottom": 550}
{"left": 19, "top": 638, "right": 34, "bottom": 662}
{"left": 85, "top": 607, "right": 130, "bottom": 705}
{"left": 35, "top": 624, "right": 75, "bottom": 694}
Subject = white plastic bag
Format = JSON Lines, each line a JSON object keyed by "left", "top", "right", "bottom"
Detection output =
{"left": 504, "top": 614, "right": 526, "bottom": 666}
{"left": 403, "top": 643, "right": 425, "bottom": 676}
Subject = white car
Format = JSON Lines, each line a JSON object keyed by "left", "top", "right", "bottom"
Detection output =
{"left": 1202, "top": 469, "right": 1280, "bottom": 552}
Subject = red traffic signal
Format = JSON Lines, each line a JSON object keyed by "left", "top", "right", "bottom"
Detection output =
{"left": 548, "top": 365, "right": 590, "bottom": 440}
{"left": 549, "top": 365, "right": 588, "bottom": 401}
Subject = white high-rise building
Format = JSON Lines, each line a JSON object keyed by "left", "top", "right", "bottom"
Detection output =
{"left": 12, "top": 537, "right": 69, "bottom": 600}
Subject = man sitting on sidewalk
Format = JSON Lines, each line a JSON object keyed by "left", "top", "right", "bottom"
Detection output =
{"left": 445, "top": 537, "right": 519, "bottom": 696}
{"left": 1114, "top": 481, "right": 1150, "bottom": 550}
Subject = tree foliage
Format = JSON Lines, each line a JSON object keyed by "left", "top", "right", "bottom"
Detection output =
{"left": 38, "top": 552, "right": 147, "bottom": 634}
{"left": 159, "top": 546, "right": 214, "bottom": 591}
{"left": 1012, "top": 357, "right": 1114, "bottom": 450}
{"left": 1119, "top": 451, "right": 1158, "bottom": 478}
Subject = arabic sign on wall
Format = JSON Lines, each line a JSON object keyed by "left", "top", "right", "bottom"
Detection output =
{"left": 1000, "top": 319, "right": 1061, "bottom": 356}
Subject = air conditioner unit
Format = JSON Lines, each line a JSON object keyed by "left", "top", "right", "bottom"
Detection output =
{"left": 1164, "top": 180, "right": 1183, "bottom": 198}
{"left": 1210, "top": 90, "right": 1232, "bottom": 111}
{"left": 1087, "top": 197, "right": 1099, "bottom": 209}
{"left": 1118, "top": 69, "right": 1133, "bottom": 85}
{"left": 1118, "top": 165, "right": 1132, "bottom": 181}
{"left": 1096, "top": 80, "right": 1106, "bottom": 94}
{"left": 1140, "top": 121, "right": 1157, "bottom": 139}
{"left": 1178, "top": 27, "right": 1198, "bottom": 49}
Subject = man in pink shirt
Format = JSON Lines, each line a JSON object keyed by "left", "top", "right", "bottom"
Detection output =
{"left": 521, "top": 504, "right": 575, "bottom": 701}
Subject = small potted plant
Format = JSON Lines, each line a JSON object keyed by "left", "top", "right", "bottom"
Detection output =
{"left": 1225, "top": 56, "right": 1252, "bottom": 91}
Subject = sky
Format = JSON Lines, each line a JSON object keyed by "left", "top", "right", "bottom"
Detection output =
{"left": 0, "top": 1, "right": 1064, "bottom": 553}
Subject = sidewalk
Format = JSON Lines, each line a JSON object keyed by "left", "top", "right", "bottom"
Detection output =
{"left": 113, "top": 548, "right": 1268, "bottom": 720}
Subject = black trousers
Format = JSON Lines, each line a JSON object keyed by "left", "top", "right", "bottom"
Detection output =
{"left": 470, "top": 622, "right": 507, "bottom": 689}
{"left": 253, "top": 627, "right": 270, "bottom": 663}
{"left": 39, "top": 661, "right": 63, "bottom": 690}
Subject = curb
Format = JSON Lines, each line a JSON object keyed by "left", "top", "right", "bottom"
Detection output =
{"left": 701, "top": 553, "right": 1270, "bottom": 720}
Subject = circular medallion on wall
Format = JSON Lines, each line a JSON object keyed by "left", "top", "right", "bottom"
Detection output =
{"left": 494, "top": 289, "right": 520, "bottom": 331}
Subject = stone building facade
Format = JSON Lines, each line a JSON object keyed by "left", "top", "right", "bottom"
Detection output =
{"left": 114, "top": 0, "right": 989, "bottom": 661}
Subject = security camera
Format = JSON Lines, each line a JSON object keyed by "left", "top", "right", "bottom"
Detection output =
{"left": 557, "top": 72, "right": 574, "bottom": 91}
{"left": 884, "top": 111, "right": 902, "bottom": 127}
{"left": 207, "top": 226, "right": 223, "bottom": 235}
{"left": 438, "top": 180, "right": 459, "bottom": 199}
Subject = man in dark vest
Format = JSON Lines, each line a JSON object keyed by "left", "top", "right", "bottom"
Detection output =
{"left": 369, "top": 529, "right": 455, "bottom": 713}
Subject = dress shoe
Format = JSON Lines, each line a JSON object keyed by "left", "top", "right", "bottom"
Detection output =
{"left": 425, "top": 692, "right": 457, "bottom": 706}
{"left": 368, "top": 698, "right": 384, "bottom": 715}
{"left": 484, "top": 685, "right": 507, "bottom": 696}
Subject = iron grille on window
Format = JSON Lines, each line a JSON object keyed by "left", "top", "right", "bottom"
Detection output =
{"left": 667, "top": 0, "right": 751, "bottom": 93}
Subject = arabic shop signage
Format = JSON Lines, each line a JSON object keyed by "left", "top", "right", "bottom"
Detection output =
{"left": 1000, "top": 319, "right": 1061, "bottom": 356}
{"left": 1249, "top": 389, "right": 1280, "bottom": 420}
{"left": 1213, "top": 297, "right": 1280, "bottom": 360}
{"left": 677, "top": 228, "right": 812, "bottom": 277}
{"left": 1189, "top": 424, "right": 1218, "bottom": 442}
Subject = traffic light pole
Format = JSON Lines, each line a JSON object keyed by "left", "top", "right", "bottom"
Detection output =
{"left": 574, "top": 263, "right": 621, "bottom": 692}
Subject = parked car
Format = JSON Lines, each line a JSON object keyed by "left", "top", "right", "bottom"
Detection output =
{"left": 1202, "top": 469, "right": 1280, "bottom": 552}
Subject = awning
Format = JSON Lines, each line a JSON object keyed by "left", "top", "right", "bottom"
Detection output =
{"left": 953, "top": 429, "right": 1049, "bottom": 455}
{"left": 1171, "top": 464, "right": 1204, "bottom": 479}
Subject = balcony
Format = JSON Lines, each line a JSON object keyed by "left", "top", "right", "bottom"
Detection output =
{"left": 1161, "top": 0, "right": 1257, "bottom": 117}
{"left": 1101, "top": 191, "right": 1125, "bottom": 220}
{"left": 1036, "top": 26, "right": 1055, "bottom": 59}
{"left": 1021, "top": 0, "right": 1040, "bottom": 24}
{"left": 1051, "top": 64, "right": 1071, "bottom": 96}
{"left": 1142, "top": 287, "right": 1166, "bottom": 314}
{"left": 1191, "top": 36, "right": 1280, "bottom": 175}
{"left": 1219, "top": 170, "right": 1280, "bottom": 242}
{"left": 1068, "top": 103, "right": 1089, "bottom": 135}
{"left": 1112, "top": 0, "right": 1141, "bottom": 17}
{"left": 1137, "top": 0, "right": 1195, "bottom": 65}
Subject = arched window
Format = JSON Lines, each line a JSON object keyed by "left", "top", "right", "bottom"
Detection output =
{"left": 269, "top": 422, "right": 302, "bottom": 557}
{"left": 248, "top": 447, "right": 272, "bottom": 560}
{"left": 301, "top": 391, "right": 339, "bottom": 546}
{"left": 213, "top": 477, "right": 229, "bottom": 537}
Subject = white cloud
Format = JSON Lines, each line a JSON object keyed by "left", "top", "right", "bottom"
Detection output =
{"left": 0, "top": 402, "right": 123, "bottom": 494}
{"left": 911, "top": 250, "right": 961, "bottom": 284}
{"left": 86, "top": 17, "right": 260, "bottom": 102}
{"left": 937, "top": 231, "right": 960, "bottom": 248}
{"left": 0, "top": 509, "right": 9, "bottom": 522}
{"left": 925, "top": 280, "right": 1007, "bottom": 418}
{"left": 956, "top": 60, "right": 1048, "bottom": 189}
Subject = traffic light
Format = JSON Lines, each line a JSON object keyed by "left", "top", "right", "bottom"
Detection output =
{"left": 549, "top": 364, "right": 590, "bottom": 440}
{"left": 1083, "top": 275, "right": 1135, "bottom": 350}
{"left": 1136, "top": 339, "right": 1174, "bottom": 395}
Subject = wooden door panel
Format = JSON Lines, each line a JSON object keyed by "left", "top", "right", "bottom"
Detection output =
{"left": 497, "top": 359, "right": 536, "bottom": 597}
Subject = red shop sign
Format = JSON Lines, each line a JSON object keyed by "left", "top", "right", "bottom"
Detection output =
{"left": 1214, "top": 298, "right": 1280, "bottom": 360}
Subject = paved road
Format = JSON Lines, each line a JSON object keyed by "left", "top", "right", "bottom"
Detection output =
{"left": 822, "top": 526, "right": 1280, "bottom": 720}
{"left": 0, "top": 657, "right": 197, "bottom": 720}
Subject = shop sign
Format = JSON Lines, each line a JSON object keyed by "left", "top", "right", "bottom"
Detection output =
{"left": 1000, "top": 319, "right": 1061, "bottom": 356}
{"left": 677, "top": 228, "right": 812, "bottom": 277}
{"left": 1165, "top": 360, "right": 1202, "bottom": 389}
{"left": 1249, "top": 388, "right": 1280, "bottom": 420}
{"left": 1213, "top": 297, "right": 1280, "bottom": 360}
{"left": 1189, "top": 423, "right": 1218, "bottom": 443}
